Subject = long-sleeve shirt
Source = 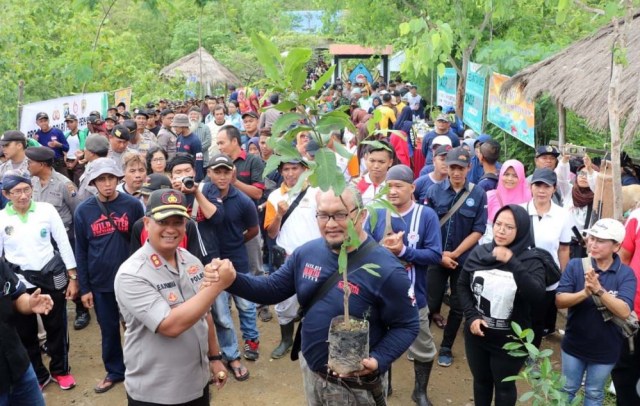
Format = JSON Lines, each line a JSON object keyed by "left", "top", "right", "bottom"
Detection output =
{"left": 176, "top": 133, "right": 204, "bottom": 182}
{"left": 36, "top": 128, "right": 69, "bottom": 159}
{"left": 366, "top": 203, "right": 442, "bottom": 308}
{"left": 226, "top": 237, "right": 419, "bottom": 374}
{"left": 74, "top": 193, "right": 144, "bottom": 294}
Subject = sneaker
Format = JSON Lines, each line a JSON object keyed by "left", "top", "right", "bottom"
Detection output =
{"left": 438, "top": 348, "right": 453, "bottom": 367}
{"left": 244, "top": 339, "right": 260, "bottom": 361}
{"left": 51, "top": 373, "right": 76, "bottom": 390}
{"left": 258, "top": 306, "right": 273, "bottom": 322}
{"left": 39, "top": 375, "right": 52, "bottom": 391}
{"left": 74, "top": 311, "right": 91, "bottom": 330}
{"left": 407, "top": 353, "right": 415, "bottom": 361}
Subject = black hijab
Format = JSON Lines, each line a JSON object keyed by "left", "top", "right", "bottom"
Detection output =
{"left": 464, "top": 204, "right": 534, "bottom": 271}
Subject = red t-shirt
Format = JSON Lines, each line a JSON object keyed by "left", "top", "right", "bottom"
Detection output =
{"left": 621, "top": 210, "right": 640, "bottom": 314}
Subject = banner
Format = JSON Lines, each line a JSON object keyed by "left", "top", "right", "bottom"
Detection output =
{"left": 20, "top": 93, "right": 108, "bottom": 138}
{"left": 463, "top": 62, "right": 486, "bottom": 134}
{"left": 113, "top": 87, "right": 132, "bottom": 111}
{"left": 436, "top": 68, "right": 457, "bottom": 109}
{"left": 487, "top": 73, "right": 535, "bottom": 148}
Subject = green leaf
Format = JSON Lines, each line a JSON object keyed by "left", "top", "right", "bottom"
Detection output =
{"left": 367, "top": 109, "right": 382, "bottom": 134}
{"left": 399, "top": 22, "right": 410, "bottom": 36}
{"left": 524, "top": 343, "right": 539, "bottom": 356}
{"left": 524, "top": 328, "right": 535, "bottom": 343}
{"left": 501, "top": 375, "right": 521, "bottom": 382}
{"left": 273, "top": 101, "right": 297, "bottom": 113}
{"left": 346, "top": 220, "right": 360, "bottom": 246}
{"left": 361, "top": 264, "right": 381, "bottom": 277}
{"left": 262, "top": 154, "right": 286, "bottom": 179}
{"left": 519, "top": 391, "right": 534, "bottom": 402}
{"left": 538, "top": 349, "right": 553, "bottom": 358}
{"left": 313, "top": 148, "right": 339, "bottom": 191}
{"left": 507, "top": 350, "right": 528, "bottom": 358}
{"left": 502, "top": 342, "right": 523, "bottom": 351}
{"left": 360, "top": 140, "right": 392, "bottom": 153}
{"left": 312, "top": 65, "right": 336, "bottom": 94}
{"left": 511, "top": 322, "right": 523, "bottom": 337}
{"left": 284, "top": 48, "right": 313, "bottom": 89}
{"left": 250, "top": 34, "right": 282, "bottom": 85}
{"left": 338, "top": 246, "right": 347, "bottom": 274}
{"left": 272, "top": 112, "right": 304, "bottom": 137}
{"left": 333, "top": 141, "right": 354, "bottom": 161}
{"left": 368, "top": 206, "right": 379, "bottom": 230}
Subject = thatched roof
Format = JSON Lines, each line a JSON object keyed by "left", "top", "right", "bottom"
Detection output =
{"left": 501, "top": 12, "right": 640, "bottom": 134}
{"left": 160, "top": 47, "right": 240, "bottom": 87}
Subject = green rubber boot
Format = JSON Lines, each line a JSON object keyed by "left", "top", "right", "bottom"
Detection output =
{"left": 271, "top": 321, "right": 295, "bottom": 359}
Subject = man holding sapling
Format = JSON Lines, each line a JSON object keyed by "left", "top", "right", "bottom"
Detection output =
{"left": 366, "top": 164, "right": 442, "bottom": 405}
{"left": 213, "top": 185, "right": 419, "bottom": 404}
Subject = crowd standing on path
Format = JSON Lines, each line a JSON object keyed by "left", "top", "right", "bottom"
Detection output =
{"left": 0, "top": 77, "right": 639, "bottom": 406}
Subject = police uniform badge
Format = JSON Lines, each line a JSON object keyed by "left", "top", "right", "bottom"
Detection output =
{"left": 150, "top": 254, "right": 162, "bottom": 268}
{"left": 66, "top": 182, "right": 77, "bottom": 198}
{"left": 167, "top": 292, "right": 178, "bottom": 303}
{"left": 466, "top": 197, "right": 475, "bottom": 207}
{"left": 187, "top": 265, "right": 199, "bottom": 275}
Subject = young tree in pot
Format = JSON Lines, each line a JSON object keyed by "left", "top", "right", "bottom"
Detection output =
{"left": 251, "top": 34, "right": 396, "bottom": 374}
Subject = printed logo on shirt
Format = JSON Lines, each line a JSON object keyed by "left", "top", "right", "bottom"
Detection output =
{"left": 90, "top": 213, "right": 130, "bottom": 237}
{"left": 302, "top": 263, "right": 321, "bottom": 282}
{"left": 466, "top": 197, "right": 475, "bottom": 207}
{"left": 338, "top": 280, "right": 360, "bottom": 295}
{"left": 40, "top": 228, "right": 48, "bottom": 238}
{"left": 4, "top": 226, "right": 14, "bottom": 236}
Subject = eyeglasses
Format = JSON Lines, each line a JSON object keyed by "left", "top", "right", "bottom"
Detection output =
{"left": 8, "top": 186, "right": 32, "bottom": 197}
{"left": 577, "top": 170, "right": 588, "bottom": 177}
{"left": 316, "top": 208, "right": 358, "bottom": 223}
{"left": 493, "top": 221, "right": 516, "bottom": 233}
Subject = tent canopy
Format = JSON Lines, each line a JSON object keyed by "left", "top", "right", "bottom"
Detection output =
{"left": 160, "top": 47, "right": 240, "bottom": 88}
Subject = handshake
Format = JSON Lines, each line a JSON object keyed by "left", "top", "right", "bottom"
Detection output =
{"left": 202, "top": 258, "right": 237, "bottom": 290}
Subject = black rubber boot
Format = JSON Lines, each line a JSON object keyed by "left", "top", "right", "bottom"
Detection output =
{"left": 271, "top": 321, "right": 295, "bottom": 359}
{"left": 411, "top": 360, "right": 434, "bottom": 406}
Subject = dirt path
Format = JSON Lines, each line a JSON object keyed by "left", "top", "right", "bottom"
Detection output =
{"left": 44, "top": 303, "right": 563, "bottom": 405}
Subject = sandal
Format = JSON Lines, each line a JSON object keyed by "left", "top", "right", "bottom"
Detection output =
{"left": 226, "top": 359, "right": 250, "bottom": 381}
{"left": 432, "top": 313, "right": 447, "bottom": 329}
{"left": 94, "top": 376, "right": 123, "bottom": 394}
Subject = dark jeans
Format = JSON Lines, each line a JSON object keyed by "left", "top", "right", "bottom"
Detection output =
{"left": 127, "top": 386, "right": 209, "bottom": 406}
{"left": 532, "top": 290, "right": 557, "bottom": 348}
{"left": 464, "top": 329, "right": 525, "bottom": 406}
{"left": 427, "top": 264, "right": 463, "bottom": 350}
{"left": 14, "top": 289, "right": 69, "bottom": 382}
{"left": 0, "top": 364, "right": 45, "bottom": 406}
{"left": 611, "top": 334, "right": 640, "bottom": 406}
{"left": 93, "top": 291, "right": 125, "bottom": 381}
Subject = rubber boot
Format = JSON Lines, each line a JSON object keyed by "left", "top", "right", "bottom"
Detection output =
{"left": 387, "top": 365, "right": 393, "bottom": 396}
{"left": 411, "top": 361, "right": 434, "bottom": 406}
{"left": 271, "top": 321, "right": 295, "bottom": 359}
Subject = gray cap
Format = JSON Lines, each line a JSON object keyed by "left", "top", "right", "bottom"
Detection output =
{"left": 171, "top": 114, "right": 190, "bottom": 127}
{"left": 305, "top": 139, "right": 320, "bottom": 157}
{"left": 436, "top": 114, "right": 451, "bottom": 123}
{"left": 386, "top": 164, "right": 414, "bottom": 184}
{"left": 530, "top": 168, "right": 557, "bottom": 186}
{"left": 87, "top": 158, "right": 124, "bottom": 185}
{"left": 85, "top": 134, "right": 110, "bottom": 154}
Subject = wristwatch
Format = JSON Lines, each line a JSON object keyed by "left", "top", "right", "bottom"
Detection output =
{"left": 68, "top": 273, "right": 78, "bottom": 281}
{"left": 594, "top": 289, "right": 605, "bottom": 297}
{"left": 208, "top": 353, "right": 223, "bottom": 361}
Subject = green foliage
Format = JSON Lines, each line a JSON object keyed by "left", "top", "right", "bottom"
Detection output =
{"left": 503, "top": 322, "right": 582, "bottom": 405}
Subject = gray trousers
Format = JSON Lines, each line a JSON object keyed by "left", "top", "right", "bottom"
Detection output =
{"left": 408, "top": 306, "right": 437, "bottom": 363}
{"left": 300, "top": 354, "right": 388, "bottom": 406}
{"left": 245, "top": 234, "right": 264, "bottom": 276}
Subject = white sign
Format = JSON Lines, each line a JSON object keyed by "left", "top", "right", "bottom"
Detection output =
{"left": 20, "top": 92, "right": 108, "bottom": 138}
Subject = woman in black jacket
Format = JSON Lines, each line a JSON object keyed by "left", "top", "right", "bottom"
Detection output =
{"left": 458, "top": 204, "right": 546, "bottom": 406}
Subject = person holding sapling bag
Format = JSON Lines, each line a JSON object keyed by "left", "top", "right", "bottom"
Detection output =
{"left": 556, "top": 218, "right": 637, "bottom": 406}
{"left": 0, "top": 170, "right": 78, "bottom": 390}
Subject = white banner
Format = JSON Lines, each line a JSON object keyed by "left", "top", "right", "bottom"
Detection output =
{"left": 20, "top": 92, "right": 108, "bottom": 138}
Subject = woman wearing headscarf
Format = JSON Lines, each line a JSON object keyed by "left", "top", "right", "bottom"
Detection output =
{"left": 556, "top": 218, "right": 636, "bottom": 406}
{"left": 390, "top": 106, "right": 414, "bottom": 167}
{"left": 481, "top": 160, "right": 532, "bottom": 244}
{"left": 247, "top": 137, "right": 261, "bottom": 157}
{"left": 459, "top": 204, "right": 546, "bottom": 406}
{"left": 368, "top": 96, "right": 382, "bottom": 114}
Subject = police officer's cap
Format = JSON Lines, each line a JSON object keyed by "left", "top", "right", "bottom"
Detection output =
{"left": 0, "top": 130, "right": 27, "bottom": 145}
{"left": 85, "top": 134, "right": 110, "bottom": 154}
{"left": 111, "top": 125, "right": 131, "bottom": 141}
{"left": 25, "top": 146, "right": 55, "bottom": 163}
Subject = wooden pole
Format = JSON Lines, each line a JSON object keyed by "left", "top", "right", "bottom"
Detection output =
{"left": 558, "top": 104, "right": 566, "bottom": 148}
{"left": 17, "top": 80, "right": 24, "bottom": 129}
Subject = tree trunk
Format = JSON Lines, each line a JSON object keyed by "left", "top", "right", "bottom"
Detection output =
{"left": 457, "top": 51, "right": 470, "bottom": 120}
{"left": 608, "top": 17, "right": 624, "bottom": 220}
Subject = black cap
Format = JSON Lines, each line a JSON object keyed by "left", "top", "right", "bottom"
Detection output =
{"left": 145, "top": 189, "right": 190, "bottom": 221}
{"left": 140, "top": 174, "right": 172, "bottom": 195}
{"left": 241, "top": 111, "right": 259, "bottom": 120}
{"left": 434, "top": 144, "right": 452, "bottom": 157}
{"left": 111, "top": 125, "right": 131, "bottom": 141}
{"left": 123, "top": 119, "right": 137, "bottom": 133}
{"left": 531, "top": 168, "right": 557, "bottom": 186}
{"left": 25, "top": 146, "right": 55, "bottom": 163}
{"left": 445, "top": 147, "right": 471, "bottom": 167}
{"left": 0, "top": 130, "right": 27, "bottom": 145}
{"left": 135, "top": 109, "right": 149, "bottom": 119}
{"left": 89, "top": 111, "right": 102, "bottom": 119}
{"left": 87, "top": 116, "right": 99, "bottom": 124}
{"left": 117, "top": 101, "right": 127, "bottom": 108}
{"left": 121, "top": 111, "right": 132, "bottom": 120}
{"left": 64, "top": 114, "right": 78, "bottom": 122}
{"left": 206, "top": 153, "right": 234, "bottom": 170}
{"left": 535, "top": 145, "right": 560, "bottom": 158}
{"left": 105, "top": 115, "right": 117, "bottom": 123}
{"left": 36, "top": 112, "right": 49, "bottom": 121}
{"left": 160, "top": 108, "right": 174, "bottom": 117}
{"left": 145, "top": 102, "right": 156, "bottom": 109}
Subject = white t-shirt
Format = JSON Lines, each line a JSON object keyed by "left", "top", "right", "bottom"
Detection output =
{"left": 521, "top": 200, "right": 572, "bottom": 266}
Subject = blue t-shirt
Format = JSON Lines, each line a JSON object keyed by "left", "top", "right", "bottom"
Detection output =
{"left": 176, "top": 133, "right": 204, "bottom": 182}
{"left": 476, "top": 173, "right": 499, "bottom": 192}
{"left": 413, "top": 174, "right": 443, "bottom": 205}
{"left": 36, "top": 127, "right": 68, "bottom": 159}
{"left": 216, "top": 186, "right": 258, "bottom": 273}
{"left": 196, "top": 183, "right": 225, "bottom": 262}
{"left": 557, "top": 256, "right": 637, "bottom": 364}
{"left": 425, "top": 180, "right": 487, "bottom": 266}
{"left": 366, "top": 203, "right": 442, "bottom": 308}
{"left": 226, "top": 237, "right": 420, "bottom": 374}
{"left": 74, "top": 193, "right": 144, "bottom": 294}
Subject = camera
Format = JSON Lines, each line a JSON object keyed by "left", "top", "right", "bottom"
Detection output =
{"left": 181, "top": 176, "right": 195, "bottom": 189}
{"left": 561, "top": 145, "right": 586, "bottom": 157}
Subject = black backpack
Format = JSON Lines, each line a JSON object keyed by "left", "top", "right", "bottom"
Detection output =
{"left": 519, "top": 247, "right": 562, "bottom": 288}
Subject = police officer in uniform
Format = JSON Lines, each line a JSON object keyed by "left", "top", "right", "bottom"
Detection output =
{"left": 25, "top": 147, "right": 90, "bottom": 330}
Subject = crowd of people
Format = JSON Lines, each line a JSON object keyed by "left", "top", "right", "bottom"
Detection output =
{"left": 0, "top": 75, "right": 639, "bottom": 406}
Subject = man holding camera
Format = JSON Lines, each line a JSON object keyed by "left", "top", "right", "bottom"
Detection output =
{"left": 263, "top": 160, "right": 320, "bottom": 359}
